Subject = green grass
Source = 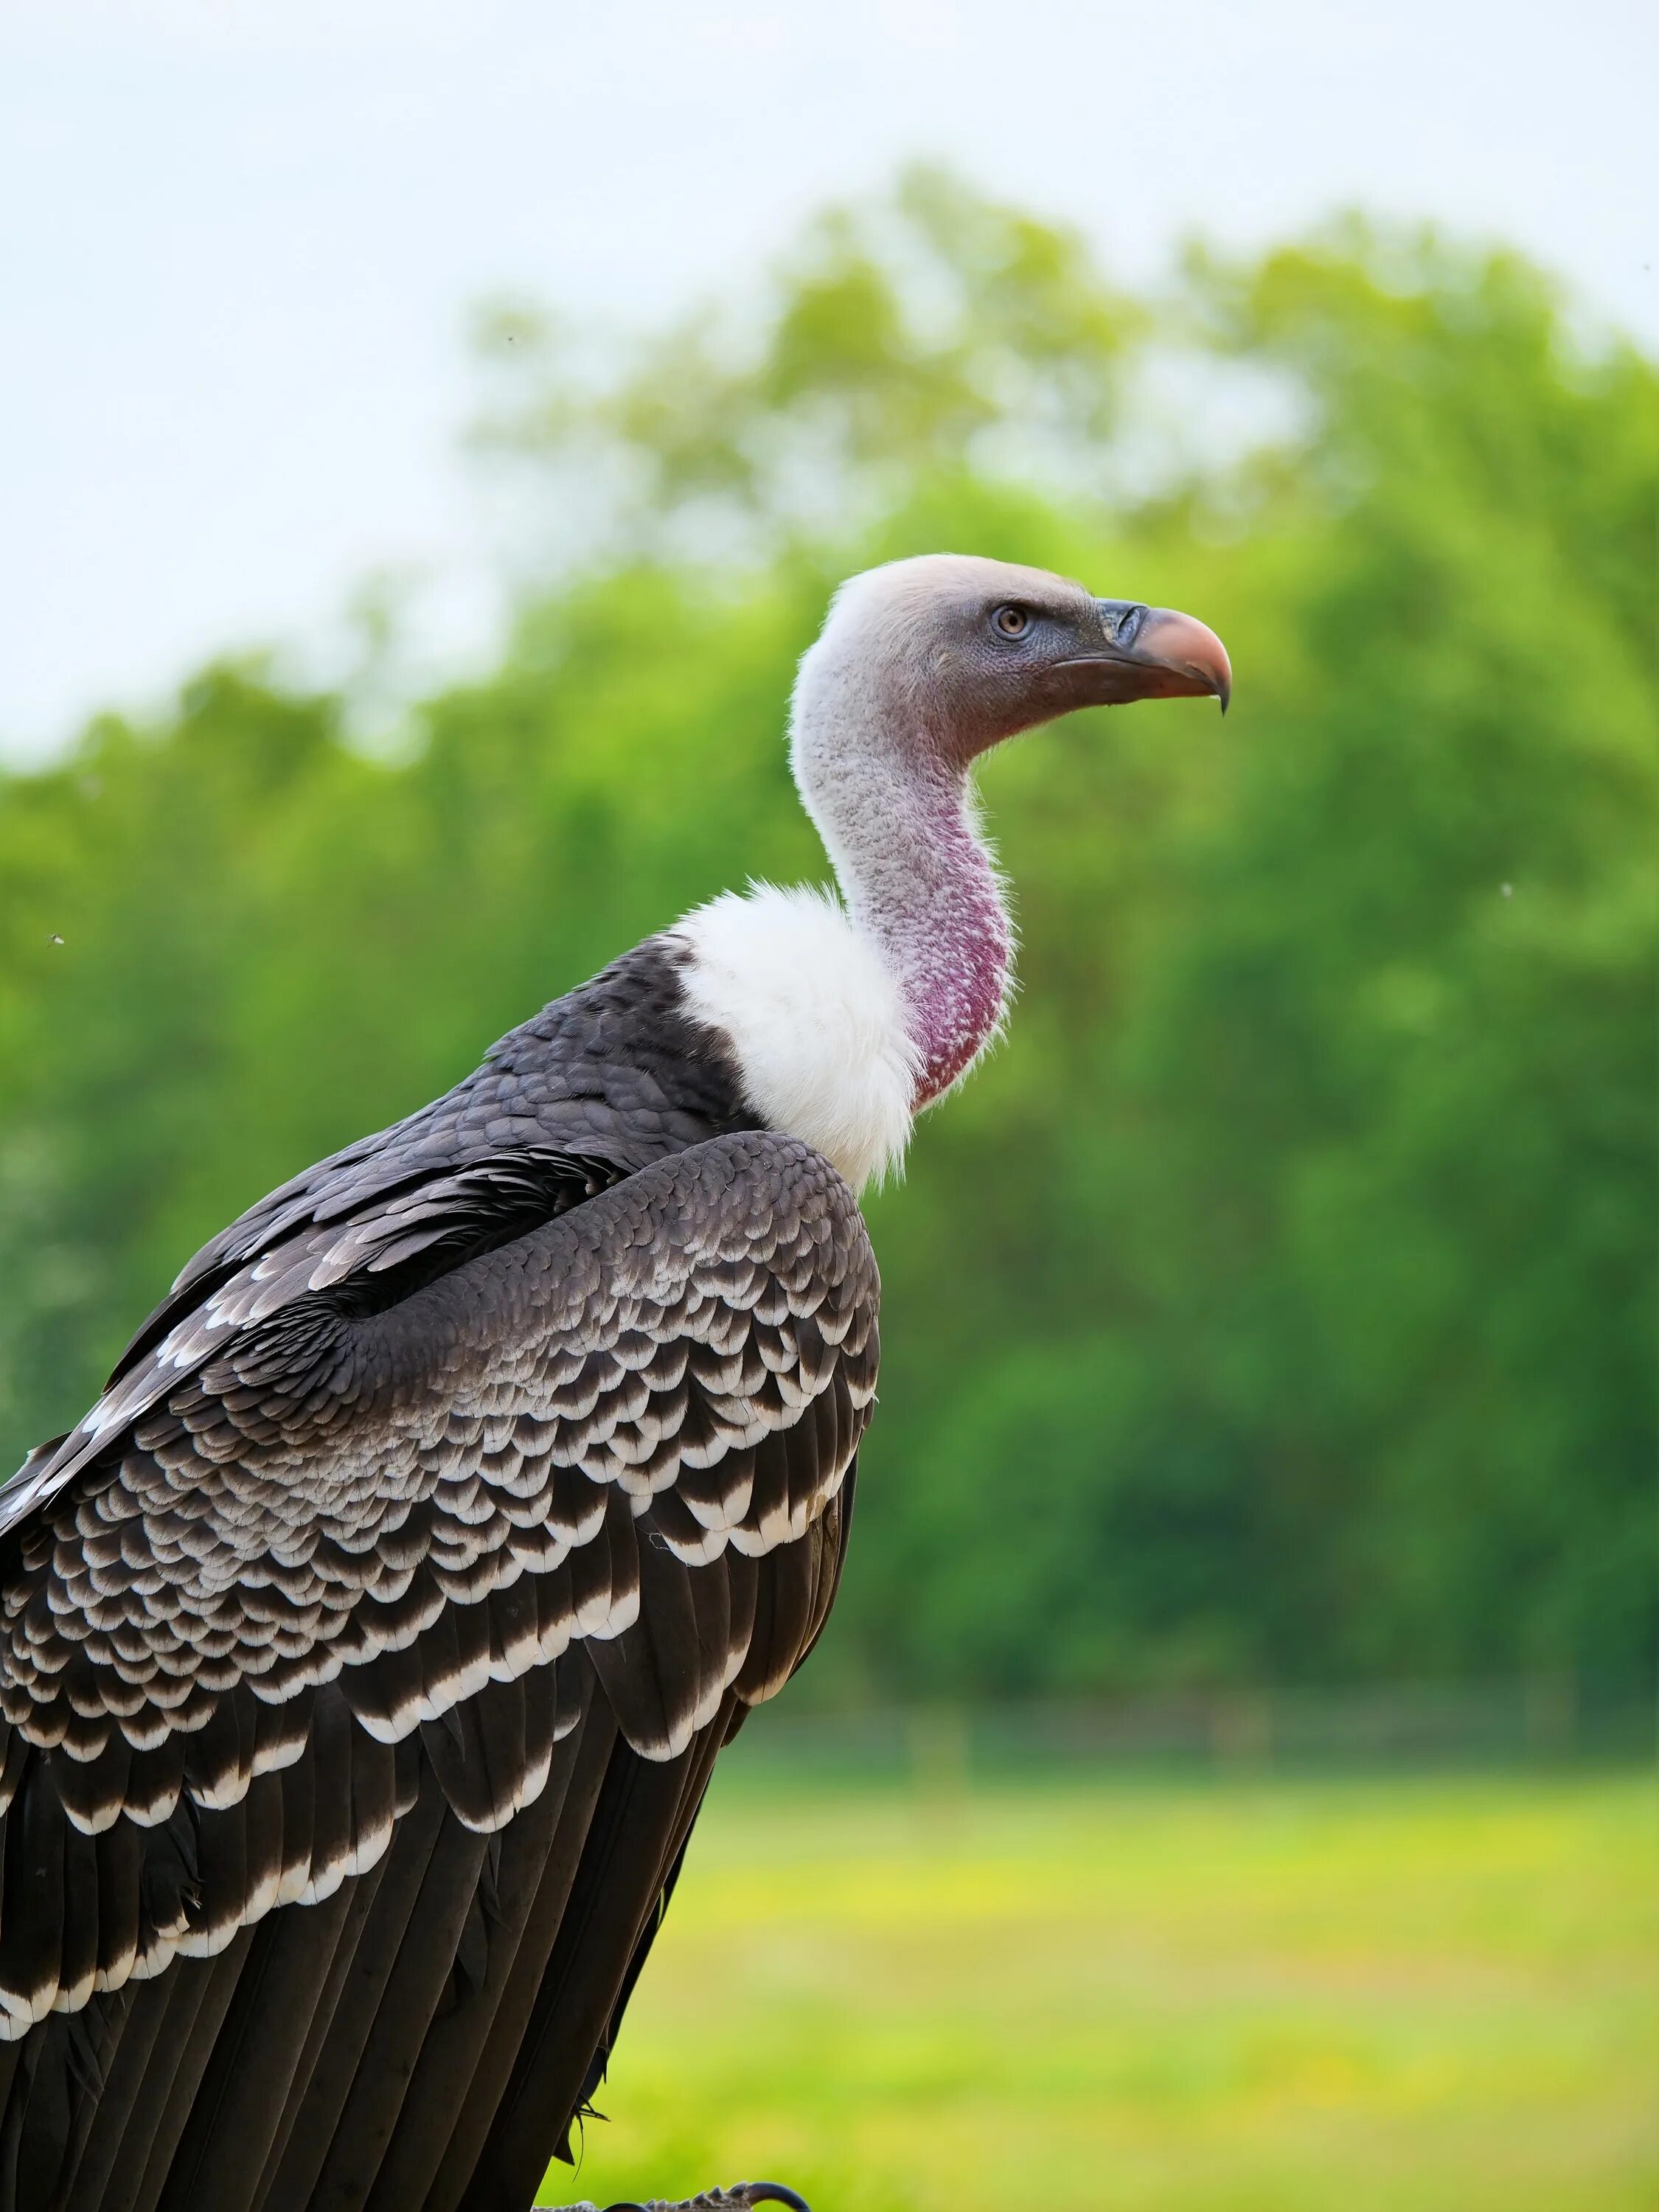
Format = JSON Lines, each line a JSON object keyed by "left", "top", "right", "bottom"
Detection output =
{"left": 540, "top": 1769, "right": 1658, "bottom": 2212}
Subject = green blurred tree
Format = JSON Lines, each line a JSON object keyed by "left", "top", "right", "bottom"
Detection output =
{"left": 468, "top": 165, "right": 1139, "bottom": 568}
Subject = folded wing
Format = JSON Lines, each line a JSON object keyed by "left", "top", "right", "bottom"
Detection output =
{"left": 0, "top": 1130, "right": 877, "bottom": 2212}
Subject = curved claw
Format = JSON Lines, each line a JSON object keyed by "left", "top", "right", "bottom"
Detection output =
{"left": 739, "top": 2189, "right": 811, "bottom": 2211}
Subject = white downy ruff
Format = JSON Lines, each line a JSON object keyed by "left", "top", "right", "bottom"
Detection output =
{"left": 673, "top": 884, "right": 918, "bottom": 1191}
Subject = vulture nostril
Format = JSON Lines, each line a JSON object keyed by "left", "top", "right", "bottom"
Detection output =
{"left": 1113, "top": 605, "right": 1144, "bottom": 648}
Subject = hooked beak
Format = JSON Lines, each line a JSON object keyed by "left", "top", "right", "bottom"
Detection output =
{"left": 1060, "top": 601, "right": 1232, "bottom": 714}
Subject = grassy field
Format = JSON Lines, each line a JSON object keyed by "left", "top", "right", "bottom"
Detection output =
{"left": 538, "top": 1766, "right": 1658, "bottom": 2212}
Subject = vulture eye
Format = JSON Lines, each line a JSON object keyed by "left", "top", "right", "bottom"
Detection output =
{"left": 992, "top": 605, "right": 1031, "bottom": 639}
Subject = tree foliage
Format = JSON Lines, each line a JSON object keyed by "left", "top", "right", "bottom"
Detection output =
{"left": 1, "top": 174, "right": 1652, "bottom": 1697}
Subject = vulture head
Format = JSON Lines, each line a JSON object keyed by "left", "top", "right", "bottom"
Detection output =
{"left": 791, "top": 552, "right": 1229, "bottom": 786}
{"left": 782, "top": 553, "right": 1230, "bottom": 1113}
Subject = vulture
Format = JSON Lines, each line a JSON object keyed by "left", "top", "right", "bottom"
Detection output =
{"left": 0, "top": 555, "right": 1228, "bottom": 2212}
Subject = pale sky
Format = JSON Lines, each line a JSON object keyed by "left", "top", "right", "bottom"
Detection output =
{"left": 1, "top": 0, "right": 1651, "bottom": 760}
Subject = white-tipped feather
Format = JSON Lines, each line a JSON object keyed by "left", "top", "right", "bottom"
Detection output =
{"left": 673, "top": 885, "right": 917, "bottom": 1192}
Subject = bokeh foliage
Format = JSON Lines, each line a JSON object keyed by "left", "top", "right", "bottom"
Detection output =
{"left": 1, "top": 173, "right": 1652, "bottom": 1697}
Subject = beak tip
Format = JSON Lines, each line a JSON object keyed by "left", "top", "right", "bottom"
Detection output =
{"left": 1133, "top": 605, "right": 1233, "bottom": 720}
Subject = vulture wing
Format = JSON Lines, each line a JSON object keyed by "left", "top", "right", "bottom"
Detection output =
{"left": 0, "top": 1130, "right": 876, "bottom": 2212}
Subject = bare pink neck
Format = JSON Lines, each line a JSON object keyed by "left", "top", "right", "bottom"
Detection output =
{"left": 813, "top": 752, "right": 1012, "bottom": 1108}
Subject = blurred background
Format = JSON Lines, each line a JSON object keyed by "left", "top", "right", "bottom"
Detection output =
{"left": 1, "top": 5, "right": 1654, "bottom": 2209}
